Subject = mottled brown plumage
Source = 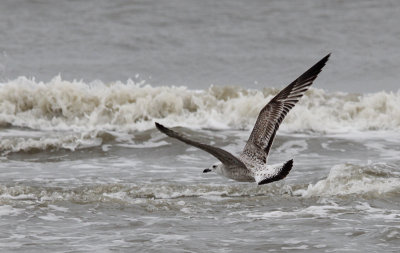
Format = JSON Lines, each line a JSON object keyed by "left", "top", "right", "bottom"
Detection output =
{"left": 243, "top": 53, "right": 331, "bottom": 164}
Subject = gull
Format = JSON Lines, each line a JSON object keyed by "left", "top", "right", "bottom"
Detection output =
{"left": 155, "top": 54, "right": 330, "bottom": 185}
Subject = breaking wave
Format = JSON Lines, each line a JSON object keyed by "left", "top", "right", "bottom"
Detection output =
{"left": 1, "top": 163, "right": 398, "bottom": 206}
{"left": 0, "top": 76, "right": 399, "bottom": 133}
{"left": 0, "top": 182, "right": 292, "bottom": 205}
{"left": 296, "top": 162, "right": 400, "bottom": 198}
{"left": 0, "top": 130, "right": 116, "bottom": 153}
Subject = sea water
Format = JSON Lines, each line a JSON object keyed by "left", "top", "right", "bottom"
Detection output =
{"left": 0, "top": 0, "right": 399, "bottom": 252}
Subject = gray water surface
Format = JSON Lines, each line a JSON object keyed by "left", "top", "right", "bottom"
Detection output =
{"left": 1, "top": 128, "right": 400, "bottom": 252}
{"left": 1, "top": 1, "right": 400, "bottom": 252}
{"left": 0, "top": 0, "right": 399, "bottom": 92}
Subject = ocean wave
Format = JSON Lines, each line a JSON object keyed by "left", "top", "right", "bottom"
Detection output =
{"left": 0, "top": 183, "right": 291, "bottom": 203}
{"left": 0, "top": 132, "right": 102, "bottom": 154}
{"left": 0, "top": 76, "right": 399, "bottom": 134}
{"left": 295, "top": 162, "right": 400, "bottom": 198}
{"left": 0, "top": 129, "right": 121, "bottom": 154}
{"left": 1, "top": 162, "right": 398, "bottom": 205}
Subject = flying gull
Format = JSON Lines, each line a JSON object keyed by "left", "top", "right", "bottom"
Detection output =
{"left": 155, "top": 54, "right": 330, "bottom": 185}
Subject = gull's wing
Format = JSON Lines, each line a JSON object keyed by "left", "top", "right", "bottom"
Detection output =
{"left": 242, "top": 54, "right": 330, "bottom": 164}
{"left": 155, "top": 122, "right": 247, "bottom": 168}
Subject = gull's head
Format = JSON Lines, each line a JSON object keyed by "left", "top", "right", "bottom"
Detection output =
{"left": 203, "top": 163, "right": 222, "bottom": 173}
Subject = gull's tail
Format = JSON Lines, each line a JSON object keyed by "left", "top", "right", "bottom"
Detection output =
{"left": 258, "top": 159, "right": 293, "bottom": 185}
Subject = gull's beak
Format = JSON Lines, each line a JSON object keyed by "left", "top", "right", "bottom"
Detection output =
{"left": 203, "top": 168, "right": 211, "bottom": 173}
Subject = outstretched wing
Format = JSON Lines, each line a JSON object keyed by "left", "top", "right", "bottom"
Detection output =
{"left": 155, "top": 122, "right": 247, "bottom": 169}
{"left": 242, "top": 54, "right": 330, "bottom": 164}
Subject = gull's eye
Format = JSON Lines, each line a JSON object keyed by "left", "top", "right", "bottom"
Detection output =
{"left": 212, "top": 165, "right": 217, "bottom": 168}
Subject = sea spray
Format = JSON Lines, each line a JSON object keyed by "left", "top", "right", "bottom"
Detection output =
{"left": 295, "top": 162, "right": 400, "bottom": 198}
{"left": 0, "top": 76, "right": 399, "bottom": 133}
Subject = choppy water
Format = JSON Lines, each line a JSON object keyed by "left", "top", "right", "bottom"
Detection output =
{"left": 0, "top": 78, "right": 399, "bottom": 252}
{"left": 1, "top": 0, "right": 400, "bottom": 252}
{"left": 1, "top": 0, "right": 400, "bottom": 93}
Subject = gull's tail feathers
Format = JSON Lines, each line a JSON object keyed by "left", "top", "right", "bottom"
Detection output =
{"left": 257, "top": 159, "right": 293, "bottom": 185}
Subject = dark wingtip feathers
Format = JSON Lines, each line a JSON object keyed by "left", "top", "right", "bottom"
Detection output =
{"left": 316, "top": 53, "right": 331, "bottom": 72}
{"left": 258, "top": 159, "right": 294, "bottom": 185}
{"left": 155, "top": 122, "right": 171, "bottom": 136}
{"left": 277, "top": 159, "right": 293, "bottom": 181}
{"left": 155, "top": 122, "right": 162, "bottom": 130}
{"left": 299, "top": 53, "right": 330, "bottom": 82}
{"left": 319, "top": 53, "right": 331, "bottom": 66}
{"left": 320, "top": 53, "right": 331, "bottom": 68}
{"left": 283, "top": 159, "right": 293, "bottom": 175}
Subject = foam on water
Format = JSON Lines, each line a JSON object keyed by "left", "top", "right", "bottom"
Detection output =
{"left": 0, "top": 162, "right": 397, "bottom": 205}
{"left": 0, "top": 183, "right": 289, "bottom": 204}
{"left": 0, "top": 76, "right": 399, "bottom": 133}
{"left": 247, "top": 201, "right": 400, "bottom": 224}
{"left": 0, "top": 205, "right": 23, "bottom": 217}
{"left": 1, "top": 77, "right": 399, "bottom": 153}
{"left": 0, "top": 131, "right": 103, "bottom": 153}
{"left": 247, "top": 204, "right": 347, "bottom": 220}
{"left": 296, "top": 162, "right": 400, "bottom": 198}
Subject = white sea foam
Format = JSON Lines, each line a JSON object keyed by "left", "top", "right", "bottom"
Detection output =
{"left": 0, "top": 76, "right": 399, "bottom": 134}
{"left": 247, "top": 204, "right": 347, "bottom": 220}
{"left": 247, "top": 201, "right": 400, "bottom": 224}
{"left": 355, "top": 202, "right": 400, "bottom": 221}
{"left": 296, "top": 163, "right": 400, "bottom": 198}
{"left": 39, "top": 213, "right": 64, "bottom": 221}
{"left": 0, "top": 205, "right": 23, "bottom": 217}
{"left": 0, "top": 182, "right": 286, "bottom": 205}
{"left": 0, "top": 131, "right": 103, "bottom": 153}
{"left": 1, "top": 162, "right": 398, "bottom": 206}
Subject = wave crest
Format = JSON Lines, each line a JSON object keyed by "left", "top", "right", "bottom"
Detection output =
{"left": 295, "top": 163, "right": 400, "bottom": 198}
{"left": 1, "top": 162, "right": 398, "bottom": 205}
{"left": 0, "top": 183, "right": 291, "bottom": 205}
{"left": 0, "top": 76, "right": 399, "bottom": 132}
